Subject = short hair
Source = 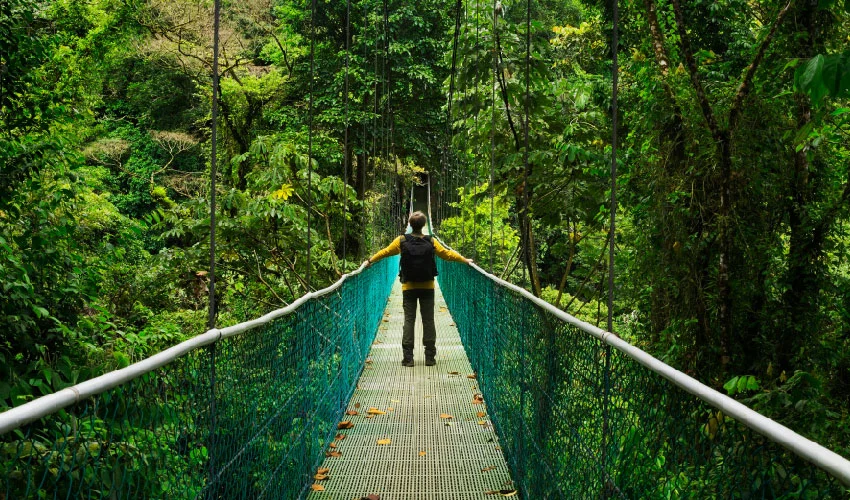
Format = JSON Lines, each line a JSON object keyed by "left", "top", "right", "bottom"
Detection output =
{"left": 409, "top": 211, "right": 427, "bottom": 232}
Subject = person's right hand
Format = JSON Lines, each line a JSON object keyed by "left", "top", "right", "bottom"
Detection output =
{"left": 363, "top": 259, "right": 372, "bottom": 268}
{"left": 464, "top": 258, "right": 473, "bottom": 265}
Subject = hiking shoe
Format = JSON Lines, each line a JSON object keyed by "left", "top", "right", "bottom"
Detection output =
{"left": 425, "top": 358, "right": 436, "bottom": 366}
{"left": 402, "top": 358, "right": 414, "bottom": 367}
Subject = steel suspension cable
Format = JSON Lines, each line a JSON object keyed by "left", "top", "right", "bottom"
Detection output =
{"left": 207, "top": 0, "right": 222, "bottom": 479}
{"left": 489, "top": 0, "right": 497, "bottom": 274}
{"left": 208, "top": 0, "right": 221, "bottom": 329}
{"left": 343, "top": 0, "right": 351, "bottom": 270}
{"left": 517, "top": 0, "right": 532, "bottom": 486}
{"left": 306, "top": 0, "right": 317, "bottom": 290}
{"left": 443, "top": 0, "right": 462, "bottom": 238}
{"left": 608, "top": 0, "right": 619, "bottom": 338}
{"left": 601, "top": 0, "right": 620, "bottom": 493}
{"left": 521, "top": 0, "right": 532, "bottom": 293}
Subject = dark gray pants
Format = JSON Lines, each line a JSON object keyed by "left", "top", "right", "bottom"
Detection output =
{"left": 402, "top": 289, "right": 436, "bottom": 359}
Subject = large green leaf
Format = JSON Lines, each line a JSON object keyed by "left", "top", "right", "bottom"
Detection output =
{"left": 795, "top": 52, "right": 850, "bottom": 104}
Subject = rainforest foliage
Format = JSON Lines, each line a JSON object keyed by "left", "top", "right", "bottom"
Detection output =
{"left": 1, "top": 0, "right": 849, "bottom": 457}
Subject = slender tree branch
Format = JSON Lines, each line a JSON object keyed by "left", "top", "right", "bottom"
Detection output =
{"left": 670, "top": 0, "right": 722, "bottom": 140}
{"left": 728, "top": 0, "right": 794, "bottom": 132}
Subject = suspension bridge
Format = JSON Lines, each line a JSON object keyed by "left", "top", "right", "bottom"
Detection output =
{"left": 3, "top": 0, "right": 850, "bottom": 497}
{"left": 2, "top": 183, "right": 850, "bottom": 498}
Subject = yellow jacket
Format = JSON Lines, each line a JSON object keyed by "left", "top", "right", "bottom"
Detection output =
{"left": 369, "top": 235, "right": 466, "bottom": 290}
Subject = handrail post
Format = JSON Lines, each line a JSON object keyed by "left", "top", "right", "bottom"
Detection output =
{"left": 600, "top": 343, "right": 612, "bottom": 497}
{"left": 207, "top": 342, "right": 218, "bottom": 489}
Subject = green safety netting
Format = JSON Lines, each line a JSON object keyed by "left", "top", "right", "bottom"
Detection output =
{"left": 437, "top": 258, "right": 848, "bottom": 498}
{"left": 1, "top": 256, "right": 398, "bottom": 499}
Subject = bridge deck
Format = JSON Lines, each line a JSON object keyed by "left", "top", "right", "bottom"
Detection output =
{"left": 307, "top": 280, "right": 513, "bottom": 499}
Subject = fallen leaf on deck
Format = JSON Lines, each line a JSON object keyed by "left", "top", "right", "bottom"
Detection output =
{"left": 382, "top": 319, "right": 389, "bottom": 322}
{"left": 439, "top": 413, "right": 454, "bottom": 419}
{"left": 448, "top": 371, "right": 460, "bottom": 375}
{"left": 361, "top": 495, "right": 380, "bottom": 500}
{"left": 365, "top": 358, "right": 373, "bottom": 364}
{"left": 495, "top": 446, "right": 502, "bottom": 451}
{"left": 334, "top": 434, "right": 346, "bottom": 441}
{"left": 355, "top": 402, "right": 361, "bottom": 408}
{"left": 317, "top": 467, "right": 330, "bottom": 475}
{"left": 481, "top": 466, "right": 496, "bottom": 472}
{"left": 484, "top": 490, "right": 517, "bottom": 497}
{"left": 391, "top": 399, "right": 400, "bottom": 403}
{"left": 376, "top": 438, "right": 391, "bottom": 445}
{"left": 467, "top": 374, "right": 477, "bottom": 379}
{"left": 449, "top": 323, "right": 456, "bottom": 326}
{"left": 345, "top": 410, "right": 359, "bottom": 416}
{"left": 367, "top": 408, "right": 386, "bottom": 415}
{"left": 325, "top": 451, "right": 342, "bottom": 457}
{"left": 439, "top": 306, "right": 447, "bottom": 311}
{"left": 365, "top": 414, "right": 374, "bottom": 419}
{"left": 387, "top": 407, "right": 394, "bottom": 411}
{"left": 329, "top": 442, "right": 337, "bottom": 449}
{"left": 477, "top": 411, "right": 486, "bottom": 418}
{"left": 478, "top": 420, "right": 487, "bottom": 425}
{"left": 418, "top": 451, "right": 426, "bottom": 456}
{"left": 314, "top": 473, "right": 329, "bottom": 480}
{"left": 337, "top": 421, "right": 354, "bottom": 429}
{"left": 473, "top": 394, "right": 484, "bottom": 404}
{"left": 311, "top": 484, "right": 325, "bottom": 491}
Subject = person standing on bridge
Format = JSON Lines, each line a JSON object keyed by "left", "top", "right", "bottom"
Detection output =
{"left": 364, "top": 211, "right": 471, "bottom": 367}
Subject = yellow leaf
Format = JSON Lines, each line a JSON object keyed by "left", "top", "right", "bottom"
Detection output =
{"left": 477, "top": 411, "right": 486, "bottom": 418}
{"left": 418, "top": 451, "right": 426, "bottom": 457}
{"left": 311, "top": 483, "right": 325, "bottom": 491}
{"left": 440, "top": 413, "right": 453, "bottom": 419}
{"left": 377, "top": 438, "right": 391, "bottom": 445}
{"left": 367, "top": 408, "right": 386, "bottom": 415}
{"left": 271, "top": 184, "right": 294, "bottom": 201}
{"left": 314, "top": 473, "right": 329, "bottom": 480}
{"left": 387, "top": 407, "right": 394, "bottom": 412}
{"left": 317, "top": 467, "right": 330, "bottom": 475}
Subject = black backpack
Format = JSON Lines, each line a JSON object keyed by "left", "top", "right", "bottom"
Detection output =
{"left": 399, "top": 234, "right": 438, "bottom": 283}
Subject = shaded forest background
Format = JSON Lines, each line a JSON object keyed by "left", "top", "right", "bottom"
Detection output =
{"left": 1, "top": 0, "right": 849, "bottom": 457}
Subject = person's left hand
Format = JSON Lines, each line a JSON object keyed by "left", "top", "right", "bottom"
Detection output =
{"left": 363, "top": 259, "right": 372, "bottom": 268}
{"left": 464, "top": 258, "right": 473, "bottom": 265}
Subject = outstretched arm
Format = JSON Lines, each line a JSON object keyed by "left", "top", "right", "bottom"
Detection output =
{"left": 433, "top": 239, "right": 472, "bottom": 265}
{"left": 363, "top": 236, "right": 403, "bottom": 268}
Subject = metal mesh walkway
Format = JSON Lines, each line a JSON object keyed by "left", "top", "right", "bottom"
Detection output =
{"left": 307, "top": 280, "right": 514, "bottom": 498}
